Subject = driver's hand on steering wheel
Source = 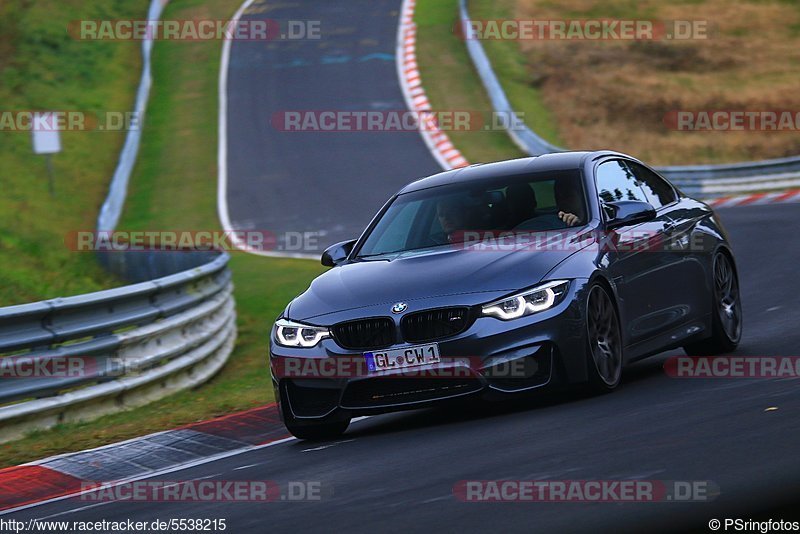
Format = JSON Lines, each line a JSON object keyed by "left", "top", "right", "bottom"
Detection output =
{"left": 558, "top": 211, "right": 580, "bottom": 227}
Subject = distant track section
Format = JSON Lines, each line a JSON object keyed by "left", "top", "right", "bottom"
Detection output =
{"left": 221, "top": 0, "right": 441, "bottom": 254}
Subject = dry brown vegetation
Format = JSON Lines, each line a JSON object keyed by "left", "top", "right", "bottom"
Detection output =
{"left": 512, "top": 0, "right": 800, "bottom": 164}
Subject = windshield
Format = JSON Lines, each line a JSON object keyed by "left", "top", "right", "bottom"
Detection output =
{"left": 356, "top": 169, "right": 587, "bottom": 257}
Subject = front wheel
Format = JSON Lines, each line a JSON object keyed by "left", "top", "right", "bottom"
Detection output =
{"left": 585, "top": 284, "right": 623, "bottom": 392}
{"left": 684, "top": 252, "right": 742, "bottom": 356}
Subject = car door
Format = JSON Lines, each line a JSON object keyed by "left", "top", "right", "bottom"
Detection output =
{"left": 623, "top": 160, "right": 711, "bottom": 325}
{"left": 594, "top": 159, "right": 674, "bottom": 348}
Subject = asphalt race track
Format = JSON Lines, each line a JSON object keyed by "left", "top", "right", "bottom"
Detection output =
{"left": 8, "top": 203, "right": 800, "bottom": 531}
{"left": 10, "top": 0, "right": 800, "bottom": 531}
{"left": 224, "top": 0, "right": 440, "bottom": 251}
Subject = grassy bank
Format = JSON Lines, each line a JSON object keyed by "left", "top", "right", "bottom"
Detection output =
{"left": 413, "top": 0, "right": 525, "bottom": 163}
{"left": 0, "top": 0, "right": 149, "bottom": 305}
{"left": 0, "top": 0, "right": 325, "bottom": 468}
{"left": 515, "top": 0, "right": 800, "bottom": 164}
{"left": 419, "top": 0, "right": 800, "bottom": 165}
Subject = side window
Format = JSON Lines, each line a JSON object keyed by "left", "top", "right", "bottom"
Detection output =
{"left": 625, "top": 161, "right": 677, "bottom": 209}
{"left": 595, "top": 160, "right": 647, "bottom": 205}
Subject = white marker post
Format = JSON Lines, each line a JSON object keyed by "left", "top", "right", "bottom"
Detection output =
{"left": 31, "top": 112, "right": 62, "bottom": 196}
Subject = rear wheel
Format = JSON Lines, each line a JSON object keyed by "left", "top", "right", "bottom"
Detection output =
{"left": 586, "top": 284, "right": 623, "bottom": 392}
{"left": 684, "top": 252, "right": 742, "bottom": 355}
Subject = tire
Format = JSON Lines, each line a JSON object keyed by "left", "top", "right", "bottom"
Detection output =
{"left": 285, "top": 419, "right": 350, "bottom": 441}
{"left": 585, "top": 283, "right": 623, "bottom": 393}
{"left": 684, "top": 252, "right": 742, "bottom": 356}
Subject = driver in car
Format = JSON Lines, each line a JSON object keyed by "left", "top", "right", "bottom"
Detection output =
{"left": 507, "top": 179, "right": 584, "bottom": 231}
{"left": 554, "top": 179, "right": 584, "bottom": 227}
{"left": 434, "top": 197, "right": 467, "bottom": 243}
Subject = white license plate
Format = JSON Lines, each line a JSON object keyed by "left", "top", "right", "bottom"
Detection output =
{"left": 364, "top": 343, "right": 440, "bottom": 372}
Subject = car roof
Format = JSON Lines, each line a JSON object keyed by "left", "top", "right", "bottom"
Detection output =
{"left": 398, "top": 150, "right": 631, "bottom": 194}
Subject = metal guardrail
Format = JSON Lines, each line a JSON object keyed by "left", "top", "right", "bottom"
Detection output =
{"left": 0, "top": 251, "right": 236, "bottom": 443}
{"left": 0, "top": 0, "right": 240, "bottom": 444}
{"left": 458, "top": 0, "right": 800, "bottom": 196}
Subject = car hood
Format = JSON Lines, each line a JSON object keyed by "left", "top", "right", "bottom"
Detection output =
{"left": 288, "top": 242, "right": 579, "bottom": 321}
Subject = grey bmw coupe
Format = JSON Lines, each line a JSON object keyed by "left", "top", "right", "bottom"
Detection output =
{"left": 269, "top": 151, "right": 742, "bottom": 439}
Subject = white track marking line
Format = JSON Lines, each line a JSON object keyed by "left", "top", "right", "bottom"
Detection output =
{"left": 218, "top": 0, "right": 468, "bottom": 258}
{"left": 301, "top": 439, "right": 355, "bottom": 453}
{"left": 216, "top": 0, "right": 316, "bottom": 259}
{"left": 233, "top": 463, "right": 263, "bottom": 471}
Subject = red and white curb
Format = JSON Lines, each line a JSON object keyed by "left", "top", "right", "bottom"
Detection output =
{"left": 706, "top": 188, "right": 800, "bottom": 209}
{"left": 396, "top": 0, "right": 469, "bottom": 171}
{"left": 0, "top": 404, "right": 290, "bottom": 514}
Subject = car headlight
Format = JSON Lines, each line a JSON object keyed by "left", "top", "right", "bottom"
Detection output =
{"left": 481, "top": 280, "right": 570, "bottom": 320}
{"left": 274, "top": 318, "right": 330, "bottom": 347}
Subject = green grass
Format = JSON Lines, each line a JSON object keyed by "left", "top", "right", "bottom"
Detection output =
{"left": 439, "top": 0, "right": 800, "bottom": 165}
{"left": 1, "top": 0, "right": 566, "bottom": 467}
{"left": 0, "top": 0, "right": 150, "bottom": 306}
{"left": 414, "top": 0, "right": 563, "bottom": 163}
{"left": 468, "top": 0, "right": 564, "bottom": 147}
{"left": 0, "top": 0, "right": 326, "bottom": 469}
{"left": 414, "top": 0, "right": 523, "bottom": 162}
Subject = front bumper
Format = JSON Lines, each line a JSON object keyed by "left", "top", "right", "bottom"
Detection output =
{"left": 270, "top": 279, "right": 591, "bottom": 421}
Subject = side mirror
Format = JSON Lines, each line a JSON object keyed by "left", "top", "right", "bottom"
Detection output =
{"left": 321, "top": 239, "right": 356, "bottom": 267}
{"left": 603, "top": 200, "right": 656, "bottom": 229}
